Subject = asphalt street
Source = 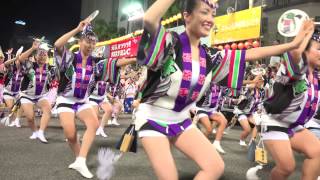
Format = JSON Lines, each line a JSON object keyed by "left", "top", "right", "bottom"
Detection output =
{"left": 0, "top": 114, "right": 304, "bottom": 180}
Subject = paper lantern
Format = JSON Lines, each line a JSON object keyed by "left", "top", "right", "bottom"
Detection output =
{"left": 224, "top": 44, "right": 230, "bottom": 49}
{"left": 161, "top": 20, "right": 166, "bottom": 26}
{"left": 231, "top": 43, "right": 237, "bottom": 50}
{"left": 177, "top": 13, "right": 182, "bottom": 19}
{"left": 169, "top": 17, "right": 174, "bottom": 23}
{"left": 218, "top": 45, "right": 223, "bottom": 50}
{"left": 173, "top": 15, "right": 178, "bottom": 21}
{"left": 166, "top": 19, "right": 170, "bottom": 24}
{"left": 244, "top": 41, "right": 252, "bottom": 49}
{"left": 238, "top": 42, "right": 244, "bottom": 50}
{"left": 253, "top": 40, "right": 260, "bottom": 48}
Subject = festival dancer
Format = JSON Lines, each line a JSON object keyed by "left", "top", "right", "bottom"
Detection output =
{"left": 123, "top": 78, "right": 136, "bottom": 113}
{"left": 18, "top": 41, "right": 55, "bottom": 143}
{"left": 260, "top": 25, "right": 320, "bottom": 180}
{"left": 91, "top": 56, "right": 136, "bottom": 137}
{"left": 108, "top": 83, "right": 123, "bottom": 126}
{"left": 54, "top": 20, "right": 135, "bottom": 178}
{"left": 195, "top": 82, "right": 227, "bottom": 154}
{"left": 0, "top": 47, "right": 5, "bottom": 108}
{"left": 135, "top": 0, "right": 311, "bottom": 179}
{"left": 89, "top": 81, "right": 112, "bottom": 138}
{"left": 3, "top": 48, "right": 24, "bottom": 127}
{"left": 237, "top": 75, "right": 265, "bottom": 146}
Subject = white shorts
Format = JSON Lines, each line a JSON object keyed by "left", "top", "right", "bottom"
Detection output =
{"left": 56, "top": 96, "right": 93, "bottom": 114}
{"left": 309, "top": 129, "right": 320, "bottom": 139}
{"left": 3, "top": 90, "right": 19, "bottom": 101}
{"left": 238, "top": 114, "right": 248, "bottom": 122}
{"left": 261, "top": 131, "right": 289, "bottom": 140}
{"left": 197, "top": 111, "right": 219, "bottom": 119}
{"left": 20, "top": 93, "right": 49, "bottom": 105}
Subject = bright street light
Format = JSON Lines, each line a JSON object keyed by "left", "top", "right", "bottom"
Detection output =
{"left": 15, "top": 20, "right": 26, "bottom": 26}
{"left": 123, "top": 2, "right": 144, "bottom": 21}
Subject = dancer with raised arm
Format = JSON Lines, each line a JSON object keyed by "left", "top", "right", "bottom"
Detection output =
{"left": 54, "top": 20, "right": 135, "bottom": 178}
{"left": 135, "top": 0, "right": 312, "bottom": 179}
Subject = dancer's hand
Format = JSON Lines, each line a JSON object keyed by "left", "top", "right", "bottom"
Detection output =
{"left": 76, "top": 20, "right": 90, "bottom": 33}
{"left": 253, "top": 75, "right": 264, "bottom": 84}
{"left": 6, "top": 48, "right": 13, "bottom": 55}
{"left": 132, "top": 100, "right": 141, "bottom": 109}
{"left": 292, "top": 20, "right": 315, "bottom": 49}
{"left": 32, "top": 40, "right": 40, "bottom": 50}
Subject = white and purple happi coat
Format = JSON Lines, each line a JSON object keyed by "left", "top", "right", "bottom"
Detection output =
{"left": 19, "top": 61, "right": 55, "bottom": 102}
{"left": 135, "top": 23, "right": 247, "bottom": 137}
{"left": 262, "top": 53, "right": 320, "bottom": 135}
{"left": 3, "top": 62, "right": 23, "bottom": 99}
{"left": 54, "top": 47, "right": 119, "bottom": 111}
{"left": 196, "top": 82, "right": 222, "bottom": 116}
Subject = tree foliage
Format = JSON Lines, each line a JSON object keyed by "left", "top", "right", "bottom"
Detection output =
{"left": 93, "top": 19, "right": 122, "bottom": 41}
{"left": 147, "top": 0, "right": 182, "bottom": 19}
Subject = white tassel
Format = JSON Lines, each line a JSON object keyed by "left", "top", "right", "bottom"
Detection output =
{"left": 0, "top": 116, "right": 10, "bottom": 126}
{"left": 246, "top": 165, "right": 263, "bottom": 180}
{"left": 96, "top": 148, "right": 122, "bottom": 180}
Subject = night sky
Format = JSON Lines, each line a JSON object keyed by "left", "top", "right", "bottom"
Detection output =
{"left": 0, "top": 0, "right": 81, "bottom": 51}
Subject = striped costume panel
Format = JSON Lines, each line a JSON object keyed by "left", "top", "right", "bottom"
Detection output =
{"left": 211, "top": 49, "right": 246, "bottom": 96}
{"left": 137, "top": 24, "right": 174, "bottom": 71}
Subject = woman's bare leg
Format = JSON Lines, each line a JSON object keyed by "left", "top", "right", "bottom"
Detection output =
{"left": 264, "top": 140, "right": 295, "bottom": 180}
{"left": 141, "top": 136, "right": 178, "bottom": 180}
{"left": 290, "top": 129, "right": 320, "bottom": 180}
{"left": 173, "top": 128, "right": 225, "bottom": 180}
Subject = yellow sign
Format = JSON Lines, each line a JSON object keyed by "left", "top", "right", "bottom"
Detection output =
{"left": 211, "top": 6, "right": 262, "bottom": 45}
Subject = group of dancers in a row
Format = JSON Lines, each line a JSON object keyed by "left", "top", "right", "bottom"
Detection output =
{"left": 1, "top": 0, "right": 320, "bottom": 179}
{"left": 0, "top": 19, "right": 137, "bottom": 178}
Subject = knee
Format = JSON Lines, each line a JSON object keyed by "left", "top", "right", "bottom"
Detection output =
{"left": 26, "top": 115, "right": 34, "bottom": 121}
{"left": 205, "top": 159, "right": 225, "bottom": 179}
{"left": 214, "top": 159, "right": 225, "bottom": 178}
{"left": 219, "top": 117, "right": 228, "bottom": 127}
{"left": 42, "top": 108, "right": 51, "bottom": 116}
{"left": 277, "top": 162, "right": 296, "bottom": 176}
{"left": 305, "top": 146, "right": 320, "bottom": 159}
{"left": 202, "top": 156, "right": 225, "bottom": 179}
{"left": 244, "top": 126, "right": 251, "bottom": 133}
{"left": 205, "top": 126, "right": 213, "bottom": 133}
{"left": 66, "top": 134, "right": 77, "bottom": 144}
{"left": 87, "top": 118, "right": 99, "bottom": 130}
{"left": 105, "top": 108, "right": 112, "bottom": 115}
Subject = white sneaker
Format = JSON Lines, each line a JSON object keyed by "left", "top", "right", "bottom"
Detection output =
{"left": 99, "top": 129, "right": 108, "bottom": 138}
{"left": 51, "top": 109, "right": 58, "bottom": 118}
{"left": 240, "top": 140, "right": 247, "bottom": 146}
{"left": 96, "top": 127, "right": 108, "bottom": 137}
{"left": 111, "top": 118, "right": 120, "bottom": 126}
{"left": 8, "top": 121, "right": 16, "bottom": 127}
{"left": 29, "top": 132, "right": 38, "bottom": 140}
{"left": 213, "top": 141, "right": 226, "bottom": 154}
{"left": 68, "top": 158, "right": 93, "bottom": 179}
{"left": 37, "top": 131, "right": 48, "bottom": 143}
{"left": 107, "top": 120, "right": 112, "bottom": 125}
{"left": 15, "top": 119, "right": 21, "bottom": 128}
{"left": 95, "top": 127, "right": 101, "bottom": 136}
